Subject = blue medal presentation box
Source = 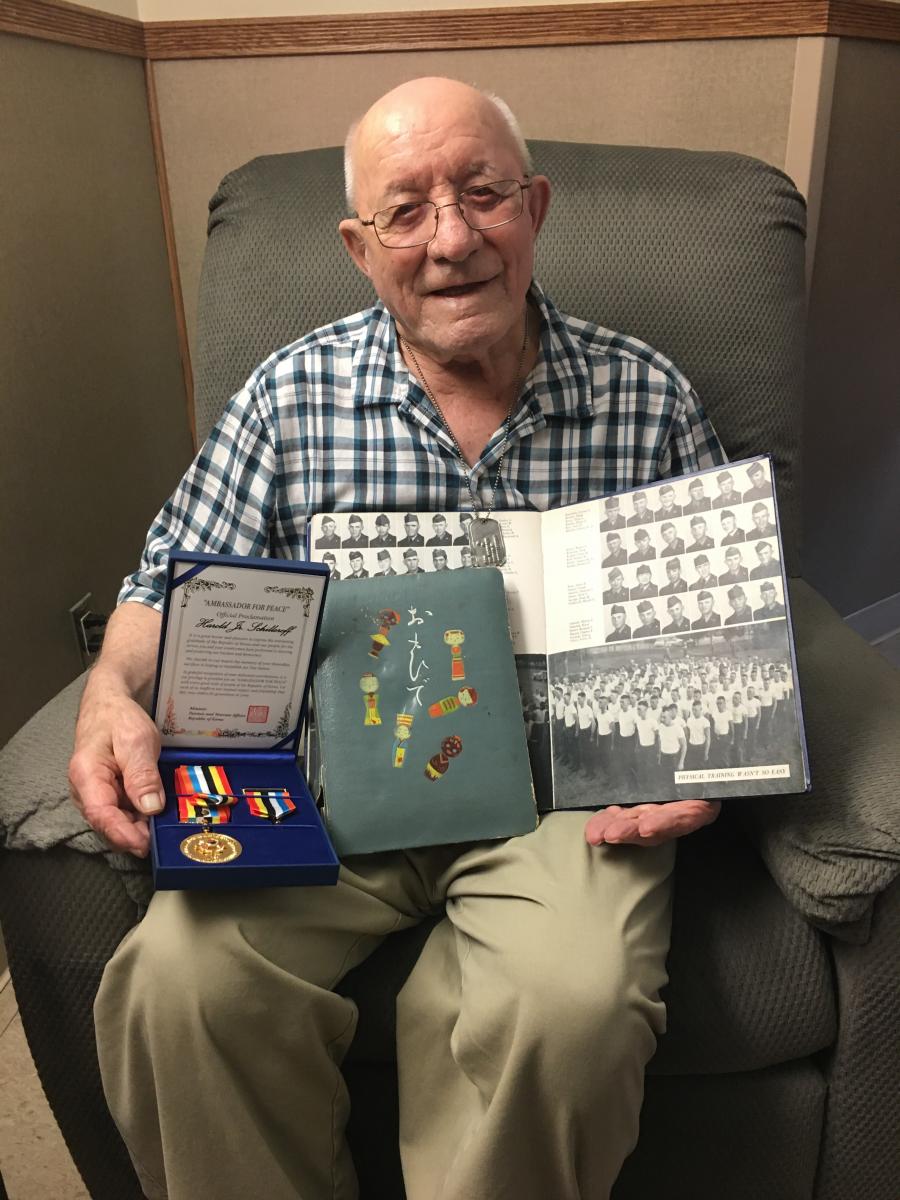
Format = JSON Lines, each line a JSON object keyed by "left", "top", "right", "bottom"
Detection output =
{"left": 149, "top": 551, "right": 339, "bottom": 890}
{"left": 151, "top": 754, "right": 338, "bottom": 890}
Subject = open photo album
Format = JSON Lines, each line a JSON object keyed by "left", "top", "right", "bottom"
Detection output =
{"left": 308, "top": 455, "right": 810, "bottom": 812}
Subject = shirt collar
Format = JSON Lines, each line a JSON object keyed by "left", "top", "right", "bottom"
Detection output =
{"left": 350, "top": 302, "right": 408, "bottom": 410}
{"left": 350, "top": 281, "right": 595, "bottom": 420}
{"left": 527, "top": 281, "right": 595, "bottom": 419}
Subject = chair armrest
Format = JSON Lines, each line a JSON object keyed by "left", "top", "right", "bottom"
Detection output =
{"left": 0, "top": 672, "right": 152, "bottom": 910}
{"left": 0, "top": 673, "right": 92, "bottom": 849}
{"left": 0, "top": 846, "right": 145, "bottom": 1200}
{"left": 814, "top": 875, "right": 900, "bottom": 1200}
{"left": 737, "top": 579, "right": 900, "bottom": 942}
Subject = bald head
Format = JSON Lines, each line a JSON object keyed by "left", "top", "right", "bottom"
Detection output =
{"left": 344, "top": 78, "right": 531, "bottom": 211}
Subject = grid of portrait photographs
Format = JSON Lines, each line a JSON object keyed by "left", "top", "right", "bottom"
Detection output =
{"left": 599, "top": 460, "right": 785, "bottom": 645}
{"left": 311, "top": 511, "right": 477, "bottom": 582}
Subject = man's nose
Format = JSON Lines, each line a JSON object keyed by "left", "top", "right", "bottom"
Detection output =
{"left": 427, "top": 200, "right": 482, "bottom": 260}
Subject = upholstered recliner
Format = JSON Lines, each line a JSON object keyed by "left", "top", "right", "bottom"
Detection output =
{"left": 1, "top": 143, "right": 898, "bottom": 1200}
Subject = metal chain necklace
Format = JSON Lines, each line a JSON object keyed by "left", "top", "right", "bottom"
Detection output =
{"left": 401, "top": 310, "right": 530, "bottom": 567}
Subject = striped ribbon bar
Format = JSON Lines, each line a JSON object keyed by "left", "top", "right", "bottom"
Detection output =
{"left": 243, "top": 788, "right": 297, "bottom": 823}
{"left": 175, "top": 764, "right": 235, "bottom": 798}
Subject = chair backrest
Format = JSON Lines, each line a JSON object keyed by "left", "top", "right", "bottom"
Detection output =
{"left": 195, "top": 141, "right": 806, "bottom": 568}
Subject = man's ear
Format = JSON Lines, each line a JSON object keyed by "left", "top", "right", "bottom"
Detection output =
{"left": 340, "top": 219, "right": 373, "bottom": 279}
{"left": 527, "top": 174, "right": 552, "bottom": 238}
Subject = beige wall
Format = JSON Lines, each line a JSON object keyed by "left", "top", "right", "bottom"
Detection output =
{"left": 0, "top": 34, "right": 191, "bottom": 744}
{"left": 802, "top": 37, "right": 900, "bottom": 615}
{"left": 84, "top": 0, "right": 140, "bottom": 15}
{"left": 154, "top": 37, "right": 797, "bottom": 359}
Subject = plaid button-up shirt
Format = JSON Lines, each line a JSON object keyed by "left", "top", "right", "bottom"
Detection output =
{"left": 121, "top": 283, "right": 726, "bottom": 608}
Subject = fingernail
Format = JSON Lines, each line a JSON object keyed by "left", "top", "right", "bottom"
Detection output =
{"left": 138, "top": 792, "right": 164, "bottom": 814}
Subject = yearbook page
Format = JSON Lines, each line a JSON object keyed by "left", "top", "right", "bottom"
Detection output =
{"left": 538, "top": 458, "right": 810, "bottom": 810}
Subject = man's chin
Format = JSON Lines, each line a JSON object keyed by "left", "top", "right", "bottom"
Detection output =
{"left": 410, "top": 308, "right": 517, "bottom": 363}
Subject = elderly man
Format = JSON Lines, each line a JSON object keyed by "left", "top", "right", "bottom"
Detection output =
{"left": 71, "top": 79, "right": 723, "bottom": 1200}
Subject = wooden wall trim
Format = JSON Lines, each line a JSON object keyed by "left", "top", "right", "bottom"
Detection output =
{"left": 2, "top": 0, "right": 898, "bottom": 61}
{"left": 826, "top": 0, "right": 900, "bottom": 39}
{"left": 144, "top": 3, "right": 812, "bottom": 59}
{"left": 0, "top": 0, "right": 144, "bottom": 57}
{"left": 142, "top": 1, "right": 900, "bottom": 60}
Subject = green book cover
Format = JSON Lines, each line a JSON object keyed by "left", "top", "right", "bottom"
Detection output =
{"left": 314, "top": 567, "right": 537, "bottom": 855}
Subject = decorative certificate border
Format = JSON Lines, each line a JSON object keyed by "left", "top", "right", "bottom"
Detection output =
{"left": 153, "top": 554, "right": 327, "bottom": 751}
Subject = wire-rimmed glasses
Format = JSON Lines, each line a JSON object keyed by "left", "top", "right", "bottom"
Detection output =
{"left": 358, "top": 178, "right": 532, "bottom": 249}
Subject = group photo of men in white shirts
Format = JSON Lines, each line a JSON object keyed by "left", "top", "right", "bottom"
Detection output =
{"left": 544, "top": 636, "right": 802, "bottom": 807}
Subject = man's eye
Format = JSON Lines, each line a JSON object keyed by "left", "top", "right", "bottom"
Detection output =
{"left": 384, "top": 202, "right": 429, "bottom": 229}
{"left": 465, "top": 186, "right": 504, "bottom": 209}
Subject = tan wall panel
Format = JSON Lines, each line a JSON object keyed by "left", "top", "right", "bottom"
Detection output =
{"left": 88, "top": 0, "right": 140, "bottom": 15}
{"left": 802, "top": 38, "right": 900, "bottom": 615}
{"left": 784, "top": 35, "right": 839, "bottom": 281}
{"left": 154, "top": 37, "right": 797, "bottom": 356}
{"left": 0, "top": 35, "right": 190, "bottom": 744}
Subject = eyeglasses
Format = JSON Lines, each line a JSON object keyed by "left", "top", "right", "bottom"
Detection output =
{"left": 358, "top": 178, "right": 532, "bottom": 249}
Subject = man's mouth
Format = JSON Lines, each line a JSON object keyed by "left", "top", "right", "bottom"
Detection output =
{"left": 429, "top": 280, "right": 491, "bottom": 298}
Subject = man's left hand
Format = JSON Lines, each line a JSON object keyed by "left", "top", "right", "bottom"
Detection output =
{"left": 584, "top": 799, "right": 720, "bottom": 847}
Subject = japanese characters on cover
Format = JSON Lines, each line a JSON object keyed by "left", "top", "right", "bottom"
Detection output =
{"left": 312, "top": 568, "right": 537, "bottom": 854}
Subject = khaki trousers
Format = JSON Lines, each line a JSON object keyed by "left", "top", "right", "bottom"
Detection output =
{"left": 95, "top": 813, "right": 675, "bottom": 1200}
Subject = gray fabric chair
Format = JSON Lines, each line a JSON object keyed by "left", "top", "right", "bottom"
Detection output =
{"left": 2, "top": 142, "right": 899, "bottom": 1200}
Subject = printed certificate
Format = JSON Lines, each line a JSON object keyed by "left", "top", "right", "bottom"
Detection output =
{"left": 154, "top": 556, "right": 327, "bottom": 750}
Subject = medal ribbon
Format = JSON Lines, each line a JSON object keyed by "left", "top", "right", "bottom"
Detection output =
{"left": 175, "top": 764, "right": 236, "bottom": 822}
{"left": 175, "top": 764, "right": 234, "bottom": 798}
{"left": 177, "top": 796, "right": 231, "bottom": 824}
{"left": 243, "top": 788, "right": 297, "bottom": 822}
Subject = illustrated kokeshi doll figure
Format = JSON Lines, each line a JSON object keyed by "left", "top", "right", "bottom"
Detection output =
{"left": 424, "top": 734, "right": 463, "bottom": 781}
{"left": 369, "top": 608, "right": 400, "bottom": 659}
{"left": 444, "top": 629, "right": 466, "bottom": 680}
{"left": 360, "top": 673, "right": 381, "bottom": 725}
{"left": 392, "top": 712, "right": 415, "bottom": 767}
{"left": 428, "top": 686, "right": 478, "bottom": 718}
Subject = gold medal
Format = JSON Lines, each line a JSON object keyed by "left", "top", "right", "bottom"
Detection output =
{"left": 179, "top": 831, "right": 243, "bottom": 864}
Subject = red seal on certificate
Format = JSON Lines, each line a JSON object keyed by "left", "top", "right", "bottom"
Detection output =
{"left": 247, "top": 705, "right": 269, "bottom": 723}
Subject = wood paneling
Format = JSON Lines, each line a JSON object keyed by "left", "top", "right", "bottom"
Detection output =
{"left": 825, "top": 0, "right": 900, "bottom": 39}
{"left": 142, "top": 2, "right": 900, "bottom": 60}
{"left": 2, "top": 0, "right": 898, "bottom": 61}
{"left": 0, "top": 0, "right": 144, "bottom": 57}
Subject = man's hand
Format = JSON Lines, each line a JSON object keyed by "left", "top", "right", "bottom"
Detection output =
{"left": 67, "top": 603, "right": 164, "bottom": 857}
{"left": 584, "top": 799, "right": 720, "bottom": 847}
{"left": 69, "top": 688, "right": 163, "bottom": 857}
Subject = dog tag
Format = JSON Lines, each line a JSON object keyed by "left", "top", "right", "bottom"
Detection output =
{"left": 468, "top": 516, "right": 506, "bottom": 567}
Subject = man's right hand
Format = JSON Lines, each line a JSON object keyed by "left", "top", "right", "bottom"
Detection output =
{"left": 68, "top": 602, "right": 164, "bottom": 857}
